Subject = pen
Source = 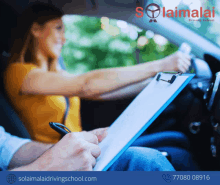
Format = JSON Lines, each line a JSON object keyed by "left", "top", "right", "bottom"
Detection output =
{"left": 49, "top": 122, "right": 71, "bottom": 137}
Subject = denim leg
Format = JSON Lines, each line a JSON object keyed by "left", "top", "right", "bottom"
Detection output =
{"left": 108, "top": 147, "right": 175, "bottom": 171}
{"left": 155, "top": 146, "right": 200, "bottom": 171}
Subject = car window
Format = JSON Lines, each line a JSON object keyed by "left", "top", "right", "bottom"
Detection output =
{"left": 148, "top": 0, "right": 220, "bottom": 47}
{"left": 62, "top": 15, "right": 178, "bottom": 74}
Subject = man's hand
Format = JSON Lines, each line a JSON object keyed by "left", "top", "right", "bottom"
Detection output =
{"left": 12, "top": 132, "right": 102, "bottom": 171}
{"left": 8, "top": 142, "right": 53, "bottom": 170}
{"left": 88, "top": 127, "right": 108, "bottom": 142}
{"left": 160, "top": 51, "right": 191, "bottom": 73}
{"left": 71, "top": 127, "right": 108, "bottom": 144}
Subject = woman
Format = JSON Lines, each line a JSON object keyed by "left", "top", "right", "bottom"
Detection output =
{"left": 4, "top": 3, "right": 191, "bottom": 143}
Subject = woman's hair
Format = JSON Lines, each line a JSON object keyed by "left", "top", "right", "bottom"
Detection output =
{"left": 8, "top": 2, "right": 64, "bottom": 64}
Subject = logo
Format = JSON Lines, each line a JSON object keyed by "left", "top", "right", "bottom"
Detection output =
{"left": 162, "top": 174, "right": 172, "bottom": 183}
{"left": 136, "top": 4, "right": 215, "bottom": 22}
{"left": 145, "top": 3, "right": 161, "bottom": 22}
{"left": 6, "top": 174, "right": 17, "bottom": 184}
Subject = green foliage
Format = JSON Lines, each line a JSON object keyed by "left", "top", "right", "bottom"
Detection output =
{"left": 61, "top": 15, "right": 177, "bottom": 74}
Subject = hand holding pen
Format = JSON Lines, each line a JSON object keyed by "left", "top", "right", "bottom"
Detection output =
{"left": 48, "top": 122, "right": 108, "bottom": 171}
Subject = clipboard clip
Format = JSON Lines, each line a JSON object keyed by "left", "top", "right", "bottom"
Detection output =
{"left": 156, "top": 72, "right": 182, "bottom": 84}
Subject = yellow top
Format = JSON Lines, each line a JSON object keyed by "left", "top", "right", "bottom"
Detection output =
{"left": 4, "top": 63, "right": 82, "bottom": 143}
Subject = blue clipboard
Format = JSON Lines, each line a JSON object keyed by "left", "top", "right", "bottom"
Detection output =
{"left": 94, "top": 72, "right": 195, "bottom": 171}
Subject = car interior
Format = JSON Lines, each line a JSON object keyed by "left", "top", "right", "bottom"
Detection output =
{"left": 1, "top": 0, "right": 220, "bottom": 171}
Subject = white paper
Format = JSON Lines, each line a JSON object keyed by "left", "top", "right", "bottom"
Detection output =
{"left": 94, "top": 73, "right": 191, "bottom": 171}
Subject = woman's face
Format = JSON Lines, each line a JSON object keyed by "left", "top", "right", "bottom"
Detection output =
{"left": 33, "top": 17, "right": 66, "bottom": 59}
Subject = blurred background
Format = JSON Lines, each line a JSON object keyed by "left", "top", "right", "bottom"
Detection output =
{"left": 61, "top": 15, "right": 178, "bottom": 74}
{"left": 61, "top": 0, "right": 219, "bottom": 74}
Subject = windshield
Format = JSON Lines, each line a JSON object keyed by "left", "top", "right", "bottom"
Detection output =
{"left": 148, "top": 0, "right": 220, "bottom": 47}
{"left": 62, "top": 15, "right": 178, "bottom": 74}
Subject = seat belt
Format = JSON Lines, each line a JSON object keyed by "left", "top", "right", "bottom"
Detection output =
{"left": 62, "top": 97, "right": 70, "bottom": 125}
{"left": 58, "top": 57, "right": 70, "bottom": 125}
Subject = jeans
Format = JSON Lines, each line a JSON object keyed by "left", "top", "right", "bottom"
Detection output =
{"left": 130, "top": 132, "right": 200, "bottom": 171}
{"left": 155, "top": 146, "right": 200, "bottom": 171}
{"left": 108, "top": 147, "right": 175, "bottom": 171}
